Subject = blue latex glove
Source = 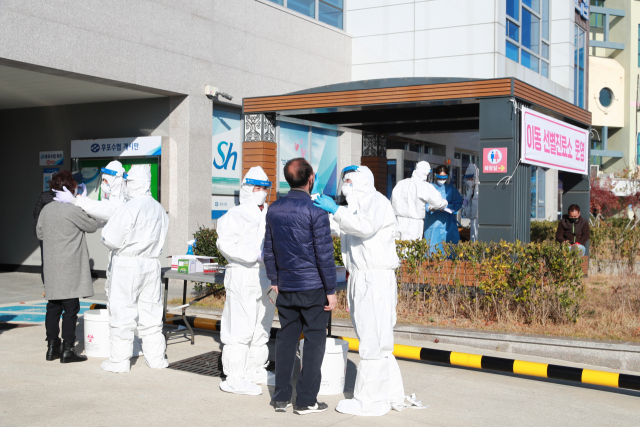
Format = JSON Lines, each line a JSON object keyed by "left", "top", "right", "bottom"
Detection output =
{"left": 314, "top": 194, "right": 339, "bottom": 214}
{"left": 311, "top": 173, "right": 320, "bottom": 194}
{"left": 77, "top": 183, "right": 87, "bottom": 197}
{"left": 53, "top": 186, "right": 75, "bottom": 204}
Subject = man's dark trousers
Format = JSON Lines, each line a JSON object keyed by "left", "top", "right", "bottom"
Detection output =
{"left": 273, "top": 288, "right": 330, "bottom": 407}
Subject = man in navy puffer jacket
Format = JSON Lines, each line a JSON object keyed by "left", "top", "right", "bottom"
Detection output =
{"left": 263, "top": 157, "right": 336, "bottom": 415}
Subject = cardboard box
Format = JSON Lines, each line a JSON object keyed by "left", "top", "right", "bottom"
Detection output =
{"left": 177, "top": 259, "right": 196, "bottom": 274}
{"left": 169, "top": 255, "right": 215, "bottom": 272}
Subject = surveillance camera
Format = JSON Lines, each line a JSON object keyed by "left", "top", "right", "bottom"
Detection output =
{"left": 205, "top": 85, "right": 233, "bottom": 101}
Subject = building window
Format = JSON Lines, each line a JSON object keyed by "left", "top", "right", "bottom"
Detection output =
{"left": 531, "top": 166, "right": 546, "bottom": 219}
{"left": 278, "top": 121, "right": 339, "bottom": 195}
{"left": 590, "top": 1, "right": 605, "bottom": 28}
{"left": 267, "top": 0, "right": 344, "bottom": 29}
{"left": 574, "top": 25, "right": 586, "bottom": 108}
{"left": 506, "top": 0, "right": 550, "bottom": 77}
{"left": 599, "top": 87, "right": 613, "bottom": 107}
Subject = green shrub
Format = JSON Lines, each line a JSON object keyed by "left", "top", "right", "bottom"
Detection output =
{"left": 530, "top": 220, "right": 558, "bottom": 243}
{"left": 192, "top": 226, "right": 227, "bottom": 266}
{"left": 590, "top": 220, "right": 640, "bottom": 270}
{"left": 395, "top": 239, "right": 585, "bottom": 324}
{"left": 194, "top": 225, "right": 585, "bottom": 324}
{"left": 333, "top": 237, "right": 343, "bottom": 266}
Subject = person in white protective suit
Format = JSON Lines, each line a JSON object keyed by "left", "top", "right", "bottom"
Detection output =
{"left": 462, "top": 164, "right": 480, "bottom": 242}
{"left": 391, "top": 161, "right": 448, "bottom": 240}
{"left": 314, "top": 165, "right": 424, "bottom": 416}
{"left": 100, "top": 165, "right": 169, "bottom": 373}
{"left": 216, "top": 167, "right": 276, "bottom": 396}
{"left": 53, "top": 160, "right": 127, "bottom": 223}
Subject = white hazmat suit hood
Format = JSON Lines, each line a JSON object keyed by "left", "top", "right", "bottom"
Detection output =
{"left": 328, "top": 166, "right": 418, "bottom": 416}
{"left": 101, "top": 160, "right": 126, "bottom": 201}
{"left": 391, "top": 161, "right": 447, "bottom": 240}
{"left": 124, "top": 165, "right": 152, "bottom": 200}
{"left": 462, "top": 164, "right": 480, "bottom": 241}
{"left": 217, "top": 166, "right": 275, "bottom": 395}
{"left": 100, "top": 164, "right": 169, "bottom": 374}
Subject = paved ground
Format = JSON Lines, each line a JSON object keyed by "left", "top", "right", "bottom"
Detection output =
{"left": 0, "top": 271, "right": 200, "bottom": 305}
{"left": 2, "top": 272, "right": 640, "bottom": 426}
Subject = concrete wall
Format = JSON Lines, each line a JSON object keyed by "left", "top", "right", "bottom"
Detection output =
{"left": 0, "top": 98, "right": 171, "bottom": 269}
{"left": 0, "top": 0, "right": 352, "bottom": 267}
{"left": 347, "top": 0, "right": 573, "bottom": 102}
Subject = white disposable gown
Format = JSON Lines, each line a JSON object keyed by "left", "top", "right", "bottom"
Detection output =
{"left": 71, "top": 161, "right": 128, "bottom": 338}
{"left": 100, "top": 165, "right": 169, "bottom": 373}
{"left": 462, "top": 164, "right": 480, "bottom": 242}
{"left": 330, "top": 166, "right": 406, "bottom": 416}
{"left": 391, "top": 161, "right": 448, "bottom": 240}
{"left": 217, "top": 166, "right": 275, "bottom": 396}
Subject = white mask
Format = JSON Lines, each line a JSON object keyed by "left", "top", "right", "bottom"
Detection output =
{"left": 101, "top": 182, "right": 111, "bottom": 198}
{"left": 253, "top": 190, "right": 267, "bottom": 206}
{"left": 436, "top": 179, "right": 447, "bottom": 186}
{"left": 466, "top": 180, "right": 474, "bottom": 187}
{"left": 341, "top": 183, "right": 353, "bottom": 197}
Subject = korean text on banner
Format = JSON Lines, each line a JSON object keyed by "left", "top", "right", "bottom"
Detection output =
{"left": 71, "top": 136, "right": 161, "bottom": 158}
{"left": 39, "top": 151, "right": 64, "bottom": 166}
{"left": 521, "top": 107, "right": 588, "bottom": 175}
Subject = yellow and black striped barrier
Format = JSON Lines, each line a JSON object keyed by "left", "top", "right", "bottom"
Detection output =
{"left": 159, "top": 313, "right": 640, "bottom": 392}
{"left": 335, "top": 336, "right": 640, "bottom": 392}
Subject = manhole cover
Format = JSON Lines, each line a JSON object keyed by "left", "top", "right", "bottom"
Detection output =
{"left": 0, "top": 322, "right": 37, "bottom": 331}
{"left": 168, "top": 350, "right": 275, "bottom": 378}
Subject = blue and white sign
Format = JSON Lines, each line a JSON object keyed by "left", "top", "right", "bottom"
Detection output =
{"left": 212, "top": 110, "right": 242, "bottom": 196}
{"left": 212, "top": 196, "right": 239, "bottom": 220}
{"left": 39, "top": 151, "right": 63, "bottom": 166}
{"left": 575, "top": 0, "right": 589, "bottom": 20}
{"left": 71, "top": 136, "right": 162, "bottom": 158}
{"left": 43, "top": 168, "right": 59, "bottom": 191}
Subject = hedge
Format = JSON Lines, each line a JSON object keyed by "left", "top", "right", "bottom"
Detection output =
{"left": 192, "top": 225, "right": 584, "bottom": 323}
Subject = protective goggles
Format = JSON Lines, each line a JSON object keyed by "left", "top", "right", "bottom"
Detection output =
{"left": 464, "top": 174, "right": 475, "bottom": 179}
{"left": 101, "top": 167, "right": 122, "bottom": 177}
{"left": 244, "top": 178, "right": 272, "bottom": 188}
{"left": 340, "top": 165, "right": 359, "bottom": 182}
{"left": 435, "top": 175, "right": 449, "bottom": 180}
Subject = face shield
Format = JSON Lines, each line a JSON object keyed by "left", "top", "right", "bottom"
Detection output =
{"left": 336, "top": 165, "right": 360, "bottom": 205}
{"left": 434, "top": 173, "right": 449, "bottom": 186}
{"left": 100, "top": 167, "right": 121, "bottom": 199}
{"left": 245, "top": 178, "right": 272, "bottom": 206}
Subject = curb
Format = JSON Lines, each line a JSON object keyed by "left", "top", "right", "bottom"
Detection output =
{"left": 163, "top": 314, "right": 640, "bottom": 392}
{"left": 165, "top": 304, "right": 640, "bottom": 373}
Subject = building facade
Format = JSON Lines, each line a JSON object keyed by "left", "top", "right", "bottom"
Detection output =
{"left": 0, "top": 0, "right": 585, "bottom": 273}
{"left": 588, "top": 0, "right": 638, "bottom": 175}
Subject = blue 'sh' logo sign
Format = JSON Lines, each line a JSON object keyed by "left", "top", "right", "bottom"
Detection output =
{"left": 213, "top": 142, "right": 237, "bottom": 170}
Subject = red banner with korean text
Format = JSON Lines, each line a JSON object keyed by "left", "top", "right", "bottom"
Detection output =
{"left": 521, "top": 107, "right": 588, "bottom": 175}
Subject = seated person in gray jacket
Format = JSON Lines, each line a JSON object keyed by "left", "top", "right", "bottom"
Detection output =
{"left": 37, "top": 171, "right": 99, "bottom": 363}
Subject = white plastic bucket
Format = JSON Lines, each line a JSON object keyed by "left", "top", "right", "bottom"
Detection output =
{"left": 83, "top": 309, "right": 143, "bottom": 358}
{"left": 299, "top": 337, "right": 349, "bottom": 395}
